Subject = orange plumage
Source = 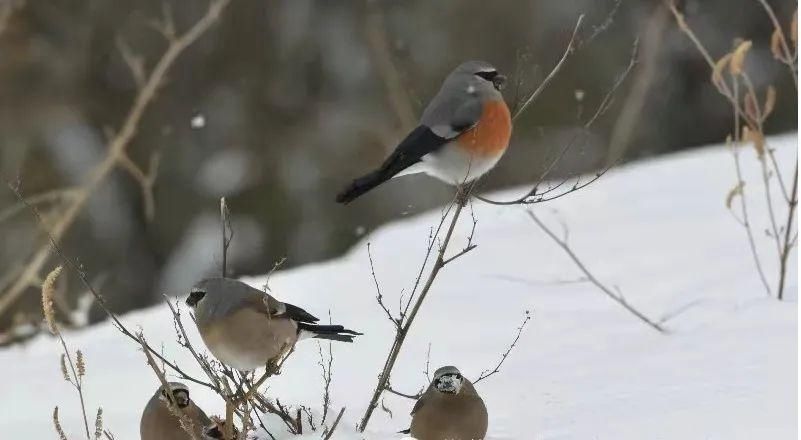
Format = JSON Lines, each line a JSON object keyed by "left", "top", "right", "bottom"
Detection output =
{"left": 455, "top": 99, "right": 512, "bottom": 156}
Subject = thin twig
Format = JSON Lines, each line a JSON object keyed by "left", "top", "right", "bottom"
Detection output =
{"left": 322, "top": 407, "right": 345, "bottom": 440}
{"left": 528, "top": 211, "right": 666, "bottom": 333}
{"left": 513, "top": 15, "right": 584, "bottom": 121}
{"left": 477, "top": 37, "right": 637, "bottom": 206}
{"left": 138, "top": 334, "right": 201, "bottom": 440}
{"left": 385, "top": 385, "right": 422, "bottom": 400}
{"left": 474, "top": 311, "right": 532, "bottom": 384}
{"left": 220, "top": 197, "right": 233, "bottom": 278}
{"left": 5, "top": 181, "right": 217, "bottom": 391}
{"left": 359, "top": 187, "right": 471, "bottom": 432}
{"left": 777, "top": 163, "right": 798, "bottom": 300}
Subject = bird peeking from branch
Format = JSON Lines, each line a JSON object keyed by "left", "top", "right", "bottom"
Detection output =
{"left": 336, "top": 60, "right": 512, "bottom": 204}
{"left": 140, "top": 382, "right": 214, "bottom": 440}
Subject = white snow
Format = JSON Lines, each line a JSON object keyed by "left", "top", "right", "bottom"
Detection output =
{"left": 0, "top": 134, "right": 797, "bottom": 439}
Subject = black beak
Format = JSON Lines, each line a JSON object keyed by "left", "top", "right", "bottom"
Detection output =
{"left": 493, "top": 74, "right": 507, "bottom": 91}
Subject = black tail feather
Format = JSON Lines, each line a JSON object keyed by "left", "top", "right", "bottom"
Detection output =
{"left": 336, "top": 170, "right": 392, "bottom": 204}
{"left": 398, "top": 428, "right": 411, "bottom": 434}
{"left": 297, "top": 323, "right": 362, "bottom": 342}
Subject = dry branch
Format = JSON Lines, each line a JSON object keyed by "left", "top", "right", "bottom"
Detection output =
{"left": 0, "top": 0, "right": 231, "bottom": 319}
{"left": 668, "top": 0, "right": 798, "bottom": 300}
{"left": 474, "top": 310, "right": 532, "bottom": 384}
{"left": 358, "top": 189, "right": 470, "bottom": 431}
{"left": 528, "top": 211, "right": 666, "bottom": 333}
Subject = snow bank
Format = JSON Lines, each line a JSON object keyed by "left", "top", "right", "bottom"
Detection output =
{"left": 0, "top": 134, "right": 796, "bottom": 439}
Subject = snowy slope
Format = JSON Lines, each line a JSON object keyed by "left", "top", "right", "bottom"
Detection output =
{"left": 0, "top": 134, "right": 797, "bottom": 439}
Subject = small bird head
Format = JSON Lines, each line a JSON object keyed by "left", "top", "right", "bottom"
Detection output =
{"left": 204, "top": 419, "right": 239, "bottom": 439}
{"left": 433, "top": 365, "right": 464, "bottom": 395}
{"left": 157, "top": 382, "right": 191, "bottom": 408}
{"left": 454, "top": 60, "right": 507, "bottom": 92}
{"left": 186, "top": 284, "right": 208, "bottom": 308}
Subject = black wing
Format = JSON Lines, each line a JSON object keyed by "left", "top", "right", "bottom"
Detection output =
{"left": 281, "top": 302, "right": 319, "bottom": 323}
{"left": 335, "top": 126, "right": 448, "bottom": 204}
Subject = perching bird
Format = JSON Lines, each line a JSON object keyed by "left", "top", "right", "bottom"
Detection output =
{"left": 336, "top": 60, "right": 511, "bottom": 204}
{"left": 407, "top": 366, "right": 488, "bottom": 440}
{"left": 186, "top": 277, "right": 361, "bottom": 371}
{"left": 140, "top": 382, "right": 212, "bottom": 440}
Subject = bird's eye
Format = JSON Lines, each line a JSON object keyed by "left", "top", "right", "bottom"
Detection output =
{"left": 475, "top": 70, "right": 498, "bottom": 81}
{"left": 455, "top": 374, "right": 462, "bottom": 379}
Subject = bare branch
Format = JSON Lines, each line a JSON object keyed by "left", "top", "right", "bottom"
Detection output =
{"left": 220, "top": 197, "right": 233, "bottom": 278}
{"left": 528, "top": 211, "right": 666, "bottom": 333}
{"left": 0, "top": 187, "right": 79, "bottom": 225}
{"left": 322, "top": 407, "right": 345, "bottom": 440}
{"left": 0, "top": 0, "right": 232, "bottom": 319}
{"left": 513, "top": 15, "right": 584, "bottom": 121}
{"left": 138, "top": 333, "right": 201, "bottom": 440}
{"left": 477, "top": 37, "right": 638, "bottom": 206}
{"left": 367, "top": 243, "right": 399, "bottom": 327}
{"left": 384, "top": 385, "right": 422, "bottom": 401}
{"left": 359, "top": 186, "right": 470, "bottom": 432}
{"left": 363, "top": 2, "right": 416, "bottom": 131}
{"left": 474, "top": 310, "right": 532, "bottom": 384}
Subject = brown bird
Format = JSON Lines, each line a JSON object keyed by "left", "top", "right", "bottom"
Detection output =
{"left": 140, "top": 382, "right": 212, "bottom": 440}
{"left": 186, "top": 277, "right": 361, "bottom": 371}
{"left": 408, "top": 366, "right": 488, "bottom": 440}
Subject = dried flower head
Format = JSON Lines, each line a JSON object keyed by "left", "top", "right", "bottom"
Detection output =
{"left": 41, "top": 266, "right": 63, "bottom": 335}
{"left": 729, "top": 40, "right": 752, "bottom": 75}
{"left": 53, "top": 407, "right": 68, "bottom": 440}
{"left": 76, "top": 350, "right": 86, "bottom": 377}
{"left": 94, "top": 407, "right": 104, "bottom": 439}
{"left": 771, "top": 27, "right": 784, "bottom": 60}
{"left": 59, "top": 354, "right": 71, "bottom": 382}
{"left": 763, "top": 86, "right": 777, "bottom": 121}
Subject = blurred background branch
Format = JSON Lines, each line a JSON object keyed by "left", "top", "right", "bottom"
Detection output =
{"left": 0, "top": 0, "right": 796, "bottom": 335}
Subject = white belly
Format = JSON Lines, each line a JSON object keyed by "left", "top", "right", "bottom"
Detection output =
{"left": 398, "top": 142, "right": 504, "bottom": 185}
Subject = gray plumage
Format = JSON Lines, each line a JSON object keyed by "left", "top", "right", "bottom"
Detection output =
{"left": 422, "top": 60, "right": 505, "bottom": 139}
{"left": 409, "top": 366, "right": 488, "bottom": 440}
{"left": 336, "top": 60, "right": 510, "bottom": 203}
{"left": 187, "top": 277, "right": 361, "bottom": 371}
{"left": 140, "top": 382, "right": 212, "bottom": 440}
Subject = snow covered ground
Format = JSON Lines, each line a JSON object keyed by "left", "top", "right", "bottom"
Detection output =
{"left": 1, "top": 134, "right": 797, "bottom": 439}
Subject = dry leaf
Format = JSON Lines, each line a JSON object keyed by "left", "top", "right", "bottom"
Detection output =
{"left": 743, "top": 126, "right": 766, "bottom": 157}
{"left": 763, "top": 86, "right": 777, "bottom": 120}
{"left": 712, "top": 53, "right": 733, "bottom": 88}
{"left": 729, "top": 40, "right": 752, "bottom": 75}
{"left": 726, "top": 181, "right": 745, "bottom": 209}
{"left": 771, "top": 28, "right": 784, "bottom": 59}
{"left": 792, "top": 10, "right": 798, "bottom": 49}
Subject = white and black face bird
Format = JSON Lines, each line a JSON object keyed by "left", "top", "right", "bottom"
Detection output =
{"left": 408, "top": 365, "right": 488, "bottom": 440}
{"left": 433, "top": 365, "right": 464, "bottom": 394}
{"left": 141, "top": 382, "right": 212, "bottom": 440}
{"left": 158, "top": 382, "right": 191, "bottom": 408}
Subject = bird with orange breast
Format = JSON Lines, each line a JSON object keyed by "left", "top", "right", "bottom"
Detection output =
{"left": 336, "top": 60, "right": 511, "bottom": 204}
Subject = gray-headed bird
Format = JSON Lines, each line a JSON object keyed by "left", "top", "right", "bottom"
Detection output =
{"left": 186, "top": 277, "right": 361, "bottom": 371}
{"left": 336, "top": 60, "right": 511, "bottom": 204}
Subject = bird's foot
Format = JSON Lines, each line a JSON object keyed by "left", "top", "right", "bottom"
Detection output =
{"left": 455, "top": 182, "right": 475, "bottom": 207}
